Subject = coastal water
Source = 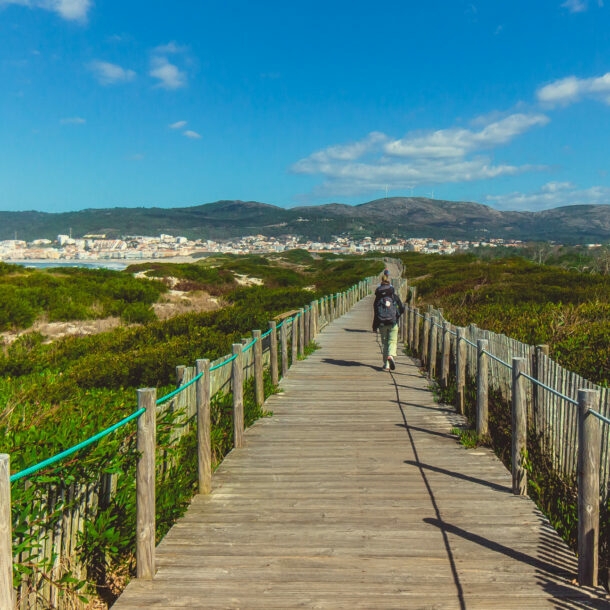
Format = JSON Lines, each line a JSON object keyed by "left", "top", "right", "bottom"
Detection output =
{"left": 10, "top": 261, "right": 129, "bottom": 271}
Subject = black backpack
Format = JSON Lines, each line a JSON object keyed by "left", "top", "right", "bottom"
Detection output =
{"left": 376, "top": 293, "right": 398, "bottom": 325}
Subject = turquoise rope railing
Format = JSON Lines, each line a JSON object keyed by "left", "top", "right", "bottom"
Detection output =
{"left": 242, "top": 338, "right": 256, "bottom": 352}
{"left": 157, "top": 374, "right": 201, "bottom": 405}
{"left": 10, "top": 407, "right": 146, "bottom": 483}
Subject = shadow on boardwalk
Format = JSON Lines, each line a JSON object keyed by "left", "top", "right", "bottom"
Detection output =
{"left": 114, "top": 297, "right": 609, "bottom": 609}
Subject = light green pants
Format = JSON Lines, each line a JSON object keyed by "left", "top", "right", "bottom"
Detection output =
{"left": 379, "top": 323, "right": 398, "bottom": 360}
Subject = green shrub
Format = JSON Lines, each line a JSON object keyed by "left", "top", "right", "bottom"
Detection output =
{"left": 120, "top": 303, "right": 156, "bottom": 325}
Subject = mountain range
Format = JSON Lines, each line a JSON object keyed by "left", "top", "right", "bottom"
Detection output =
{"left": 2, "top": 198, "right": 610, "bottom": 244}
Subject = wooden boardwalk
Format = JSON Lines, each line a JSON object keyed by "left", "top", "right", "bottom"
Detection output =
{"left": 114, "top": 297, "right": 608, "bottom": 609}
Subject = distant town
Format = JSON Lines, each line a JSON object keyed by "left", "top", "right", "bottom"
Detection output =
{"left": 0, "top": 232, "right": 533, "bottom": 262}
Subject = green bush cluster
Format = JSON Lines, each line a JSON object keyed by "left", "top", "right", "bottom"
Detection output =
{"left": 0, "top": 265, "right": 167, "bottom": 331}
{"left": 401, "top": 252, "right": 610, "bottom": 385}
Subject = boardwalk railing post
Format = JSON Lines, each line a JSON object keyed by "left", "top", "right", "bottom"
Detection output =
{"left": 291, "top": 317, "right": 298, "bottom": 367}
{"left": 253, "top": 330, "right": 264, "bottom": 407}
{"left": 136, "top": 387, "right": 156, "bottom": 580}
{"left": 0, "top": 454, "right": 14, "bottom": 610}
{"left": 421, "top": 313, "right": 430, "bottom": 367}
{"left": 577, "top": 388, "right": 601, "bottom": 587}
{"left": 428, "top": 315, "right": 438, "bottom": 378}
{"left": 456, "top": 327, "right": 466, "bottom": 415}
{"left": 398, "top": 283, "right": 407, "bottom": 344}
{"left": 280, "top": 321, "right": 288, "bottom": 378}
{"left": 304, "top": 308, "right": 310, "bottom": 346}
{"left": 413, "top": 307, "right": 420, "bottom": 357}
{"left": 232, "top": 343, "right": 244, "bottom": 448}
{"left": 310, "top": 300, "right": 318, "bottom": 339}
{"left": 476, "top": 339, "right": 489, "bottom": 438}
{"left": 269, "top": 321, "right": 279, "bottom": 386}
{"left": 512, "top": 357, "right": 527, "bottom": 496}
{"left": 196, "top": 359, "right": 212, "bottom": 494}
{"left": 298, "top": 310, "right": 305, "bottom": 358}
{"left": 441, "top": 321, "right": 451, "bottom": 388}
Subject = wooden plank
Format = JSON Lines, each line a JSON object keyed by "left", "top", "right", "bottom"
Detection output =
{"left": 114, "top": 297, "right": 606, "bottom": 610}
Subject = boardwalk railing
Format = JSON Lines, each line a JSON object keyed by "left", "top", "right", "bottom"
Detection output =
{"left": 0, "top": 277, "right": 376, "bottom": 610}
{"left": 404, "top": 294, "right": 610, "bottom": 587}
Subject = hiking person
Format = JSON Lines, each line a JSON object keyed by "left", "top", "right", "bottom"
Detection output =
{"left": 372, "top": 271, "right": 404, "bottom": 371}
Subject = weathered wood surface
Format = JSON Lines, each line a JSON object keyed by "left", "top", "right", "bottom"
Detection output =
{"left": 114, "top": 297, "right": 607, "bottom": 609}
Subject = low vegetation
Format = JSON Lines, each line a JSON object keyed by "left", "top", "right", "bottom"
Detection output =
{"left": 401, "top": 251, "right": 610, "bottom": 385}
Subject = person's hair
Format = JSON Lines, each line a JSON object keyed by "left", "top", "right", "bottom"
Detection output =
{"left": 380, "top": 275, "right": 391, "bottom": 285}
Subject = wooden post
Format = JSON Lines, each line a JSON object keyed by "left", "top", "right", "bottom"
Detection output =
{"left": 136, "top": 387, "right": 156, "bottom": 579}
{"left": 421, "top": 313, "right": 430, "bottom": 367}
{"left": 512, "top": 357, "right": 527, "bottom": 496}
{"left": 298, "top": 309, "right": 305, "bottom": 358}
{"left": 408, "top": 294, "right": 416, "bottom": 349}
{"left": 398, "top": 283, "right": 406, "bottom": 343}
{"left": 577, "top": 389, "right": 601, "bottom": 587}
{"left": 441, "top": 321, "right": 451, "bottom": 388}
{"left": 304, "top": 307, "right": 310, "bottom": 347}
{"left": 428, "top": 315, "right": 438, "bottom": 378}
{"left": 174, "top": 365, "right": 186, "bottom": 434}
{"left": 291, "top": 317, "right": 298, "bottom": 367}
{"left": 232, "top": 343, "right": 244, "bottom": 448}
{"left": 476, "top": 340, "right": 488, "bottom": 438}
{"left": 310, "top": 300, "right": 318, "bottom": 338}
{"left": 252, "top": 330, "right": 264, "bottom": 407}
{"left": 196, "top": 359, "right": 211, "bottom": 494}
{"left": 0, "top": 454, "right": 14, "bottom": 610}
{"left": 413, "top": 307, "right": 420, "bottom": 357}
{"left": 280, "top": 321, "right": 288, "bottom": 378}
{"left": 456, "top": 327, "right": 466, "bottom": 415}
{"left": 269, "top": 321, "right": 278, "bottom": 386}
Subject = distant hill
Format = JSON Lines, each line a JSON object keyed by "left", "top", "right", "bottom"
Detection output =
{"left": 2, "top": 198, "right": 610, "bottom": 244}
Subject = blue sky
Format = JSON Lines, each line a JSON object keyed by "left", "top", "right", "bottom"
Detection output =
{"left": 1, "top": 0, "right": 609, "bottom": 213}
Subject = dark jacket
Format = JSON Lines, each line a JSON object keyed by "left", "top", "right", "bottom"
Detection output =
{"left": 372, "top": 284, "right": 404, "bottom": 331}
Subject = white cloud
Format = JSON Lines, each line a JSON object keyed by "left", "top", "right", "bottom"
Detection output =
{"left": 154, "top": 42, "right": 186, "bottom": 55}
{"left": 169, "top": 120, "right": 187, "bottom": 129}
{"left": 384, "top": 114, "right": 549, "bottom": 159}
{"left": 183, "top": 130, "right": 201, "bottom": 139}
{"left": 561, "top": 0, "right": 588, "bottom": 12}
{"left": 298, "top": 132, "right": 388, "bottom": 167}
{"left": 88, "top": 60, "right": 135, "bottom": 85}
{"left": 0, "top": 0, "right": 92, "bottom": 22}
{"left": 292, "top": 113, "right": 549, "bottom": 197}
{"left": 537, "top": 72, "right": 610, "bottom": 106}
{"left": 486, "top": 182, "right": 610, "bottom": 211}
{"left": 149, "top": 56, "right": 186, "bottom": 90}
{"left": 149, "top": 42, "right": 188, "bottom": 90}
{"left": 60, "top": 116, "right": 85, "bottom": 124}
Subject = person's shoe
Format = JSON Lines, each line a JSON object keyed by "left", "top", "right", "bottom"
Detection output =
{"left": 382, "top": 361, "right": 390, "bottom": 371}
{"left": 388, "top": 356, "right": 396, "bottom": 370}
